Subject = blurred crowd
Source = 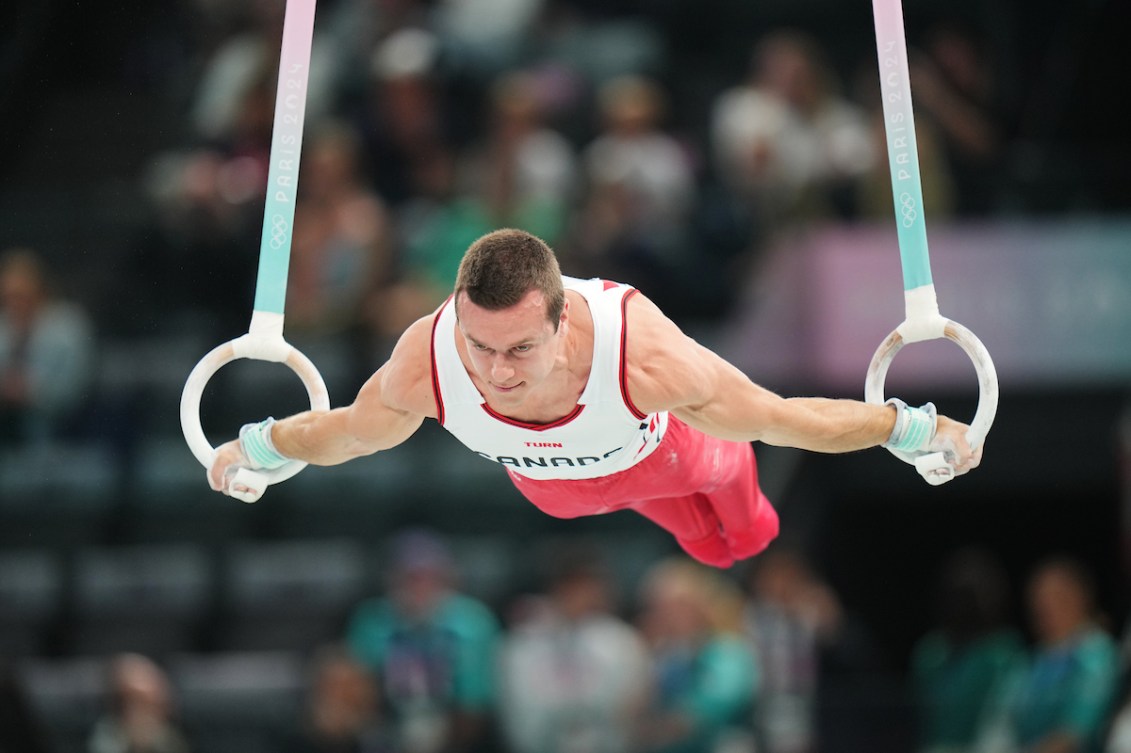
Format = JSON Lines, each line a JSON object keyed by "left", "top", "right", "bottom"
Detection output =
{"left": 2, "top": 0, "right": 1018, "bottom": 446}
{"left": 104, "top": 0, "right": 1014, "bottom": 356}
{"left": 5, "top": 530, "right": 1131, "bottom": 753}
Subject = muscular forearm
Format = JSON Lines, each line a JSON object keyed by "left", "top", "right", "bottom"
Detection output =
{"left": 758, "top": 398, "right": 896, "bottom": 453}
{"left": 270, "top": 402, "right": 423, "bottom": 466}
{"left": 270, "top": 409, "right": 366, "bottom": 466}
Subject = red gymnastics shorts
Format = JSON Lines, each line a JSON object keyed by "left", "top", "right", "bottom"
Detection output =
{"left": 506, "top": 416, "right": 779, "bottom": 568}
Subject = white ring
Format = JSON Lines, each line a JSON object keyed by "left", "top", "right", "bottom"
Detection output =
{"left": 179, "top": 338, "right": 330, "bottom": 485}
{"left": 865, "top": 318, "right": 998, "bottom": 463}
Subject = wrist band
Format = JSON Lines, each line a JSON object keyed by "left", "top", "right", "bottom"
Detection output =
{"left": 239, "top": 417, "right": 291, "bottom": 470}
{"left": 883, "top": 398, "right": 937, "bottom": 453}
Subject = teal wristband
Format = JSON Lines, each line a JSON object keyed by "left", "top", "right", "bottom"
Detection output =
{"left": 238, "top": 418, "right": 291, "bottom": 470}
{"left": 884, "top": 399, "right": 937, "bottom": 453}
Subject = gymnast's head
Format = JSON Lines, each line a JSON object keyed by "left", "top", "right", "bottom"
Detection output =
{"left": 454, "top": 229, "right": 566, "bottom": 330}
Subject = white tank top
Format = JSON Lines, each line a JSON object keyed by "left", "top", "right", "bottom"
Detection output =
{"left": 429, "top": 276, "right": 669, "bottom": 480}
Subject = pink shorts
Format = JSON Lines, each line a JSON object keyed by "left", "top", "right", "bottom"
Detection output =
{"left": 507, "top": 416, "right": 779, "bottom": 568}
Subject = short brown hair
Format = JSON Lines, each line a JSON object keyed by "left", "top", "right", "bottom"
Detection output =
{"left": 454, "top": 229, "right": 565, "bottom": 326}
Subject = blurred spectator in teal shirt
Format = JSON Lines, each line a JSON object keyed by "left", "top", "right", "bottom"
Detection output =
{"left": 1009, "top": 557, "right": 1117, "bottom": 753}
{"left": 911, "top": 548, "right": 1027, "bottom": 753}
{"left": 633, "top": 556, "right": 758, "bottom": 753}
{"left": 346, "top": 529, "right": 500, "bottom": 753}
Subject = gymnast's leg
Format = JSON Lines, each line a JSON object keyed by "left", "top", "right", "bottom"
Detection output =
{"left": 702, "top": 440, "right": 780, "bottom": 561}
{"left": 631, "top": 494, "right": 735, "bottom": 568}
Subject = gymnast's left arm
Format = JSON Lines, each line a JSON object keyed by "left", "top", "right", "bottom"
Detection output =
{"left": 624, "top": 294, "right": 981, "bottom": 471}
{"left": 208, "top": 317, "right": 434, "bottom": 494}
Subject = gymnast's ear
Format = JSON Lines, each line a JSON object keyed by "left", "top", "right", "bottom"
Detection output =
{"left": 558, "top": 296, "right": 570, "bottom": 334}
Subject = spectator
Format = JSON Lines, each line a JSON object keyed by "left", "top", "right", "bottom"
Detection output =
{"left": 910, "top": 548, "right": 1027, "bottom": 753}
{"left": 462, "top": 70, "right": 578, "bottom": 246}
{"left": 366, "top": 145, "right": 463, "bottom": 354}
{"left": 345, "top": 528, "right": 501, "bottom": 753}
{"left": 432, "top": 0, "right": 546, "bottom": 79}
{"left": 379, "top": 67, "right": 580, "bottom": 349}
{"left": 190, "top": 0, "right": 339, "bottom": 147}
{"left": 744, "top": 545, "right": 886, "bottom": 753}
{"left": 710, "top": 30, "right": 876, "bottom": 231}
{"left": 139, "top": 59, "right": 278, "bottom": 334}
{"left": 1007, "top": 557, "right": 1118, "bottom": 753}
{"left": 1102, "top": 610, "right": 1131, "bottom": 752}
{"left": 279, "top": 645, "right": 396, "bottom": 753}
{"left": 573, "top": 74, "right": 696, "bottom": 307}
{"left": 633, "top": 556, "right": 757, "bottom": 753}
{"left": 742, "top": 546, "right": 844, "bottom": 753}
{"left": 851, "top": 50, "right": 956, "bottom": 224}
{"left": 497, "top": 542, "right": 650, "bottom": 753}
{"left": 87, "top": 653, "right": 192, "bottom": 753}
{"left": 907, "top": 17, "right": 1006, "bottom": 216}
{"left": 285, "top": 121, "right": 395, "bottom": 339}
{"left": 357, "top": 27, "right": 453, "bottom": 208}
{"left": 0, "top": 248, "right": 96, "bottom": 446}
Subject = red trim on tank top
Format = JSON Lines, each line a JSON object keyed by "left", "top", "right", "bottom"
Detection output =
{"left": 618, "top": 289, "right": 648, "bottom": 420}
{"left": 480, "top": 402, "right": 585, "bottom": 430}
{"left": 429, "top": 296, "right": 453, "bottom": 426}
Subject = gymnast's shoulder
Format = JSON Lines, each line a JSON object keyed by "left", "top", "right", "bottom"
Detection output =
{"left": 622, "top": 292, "right": 716, "bottom": 414}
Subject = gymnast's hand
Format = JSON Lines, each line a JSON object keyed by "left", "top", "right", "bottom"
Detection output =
{"left": 206, "top": 419, "right": 292, "bottom": 502}
{"left": 931, "top": 414, "right": 983, "bottom": 476}
{"left": 207, "top": 439, "right": 254, "bottom": 496}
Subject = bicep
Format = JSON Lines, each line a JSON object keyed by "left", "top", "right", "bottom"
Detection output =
{"left": 344, "top": 364, "right": 427, "bottom": 453}
{"left": 666, "top": 347, "right": 786, "bottom": 443}
{"left": 651, "top": 346, "right": 891, "bottom": 450}
{"left": 624, "top": 295, "right": 784, "bottom": 442}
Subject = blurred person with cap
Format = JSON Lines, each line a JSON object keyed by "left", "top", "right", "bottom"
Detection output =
{"left": 344, "top": 528, "right": 500, "bottom": 753}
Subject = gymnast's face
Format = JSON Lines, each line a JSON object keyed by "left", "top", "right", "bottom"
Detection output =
{"left": 456, "top": 289, "right": 568, "bottom": 404}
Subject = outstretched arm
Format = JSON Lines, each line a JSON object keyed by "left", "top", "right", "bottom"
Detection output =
{"left": 625, "top": 294, "right": 980, "bottom": 470}
{"left": 208, "top": 316, "right": 436, "bottom": 494}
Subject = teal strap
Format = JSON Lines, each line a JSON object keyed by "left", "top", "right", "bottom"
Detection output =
{"left": 874, "top": 0, "right": 933, "bottom": 292}
{"left": 884, "top": 398, "right": 937, "bottom": 453}
{"left": 239, "top": 418, "right": 291, "bottom": 470}
{"left": 252, "top": 0, "right": 318, "bottom": 315}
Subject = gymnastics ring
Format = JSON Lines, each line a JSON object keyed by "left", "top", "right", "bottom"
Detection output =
{"left": 864, "top": 319, "right": 998, "bottom": 485}
{"left": 180, "top": 333, "right": 329, "bottom": 503}
{"left": 180, "top": 0, "right": 322, "bottom": 504}
{"left": 866, "top": 0, "right": 999, "bottom": 485}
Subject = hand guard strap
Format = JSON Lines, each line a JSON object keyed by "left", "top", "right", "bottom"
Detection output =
{"left": 883, "top": 398, "right": 937, "bottom": 453}
{"left": 238, "top": 418, "right": 292, "bottom": 470}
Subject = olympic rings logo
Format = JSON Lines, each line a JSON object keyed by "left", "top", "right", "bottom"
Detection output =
{"left": 899, "top": 192, "right": 918, "bottom": 228}
{"left": 268, "top": 214, "right": 289, "bottom": 250}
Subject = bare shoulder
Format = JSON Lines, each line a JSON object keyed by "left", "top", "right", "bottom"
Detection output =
{"left": 359, "top": 313, "right": 440, "bottom": 419}
{"left": 622, "top": 292, "right": 718, "bottom": 414}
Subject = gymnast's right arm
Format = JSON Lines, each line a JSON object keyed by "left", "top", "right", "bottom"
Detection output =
{"left": 207, "top": 316, "right": 435, "bottom": 494}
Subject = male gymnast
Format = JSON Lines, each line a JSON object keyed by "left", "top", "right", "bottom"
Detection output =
{"left": 209, "top": 229, "right": 981, "bottom": 567}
